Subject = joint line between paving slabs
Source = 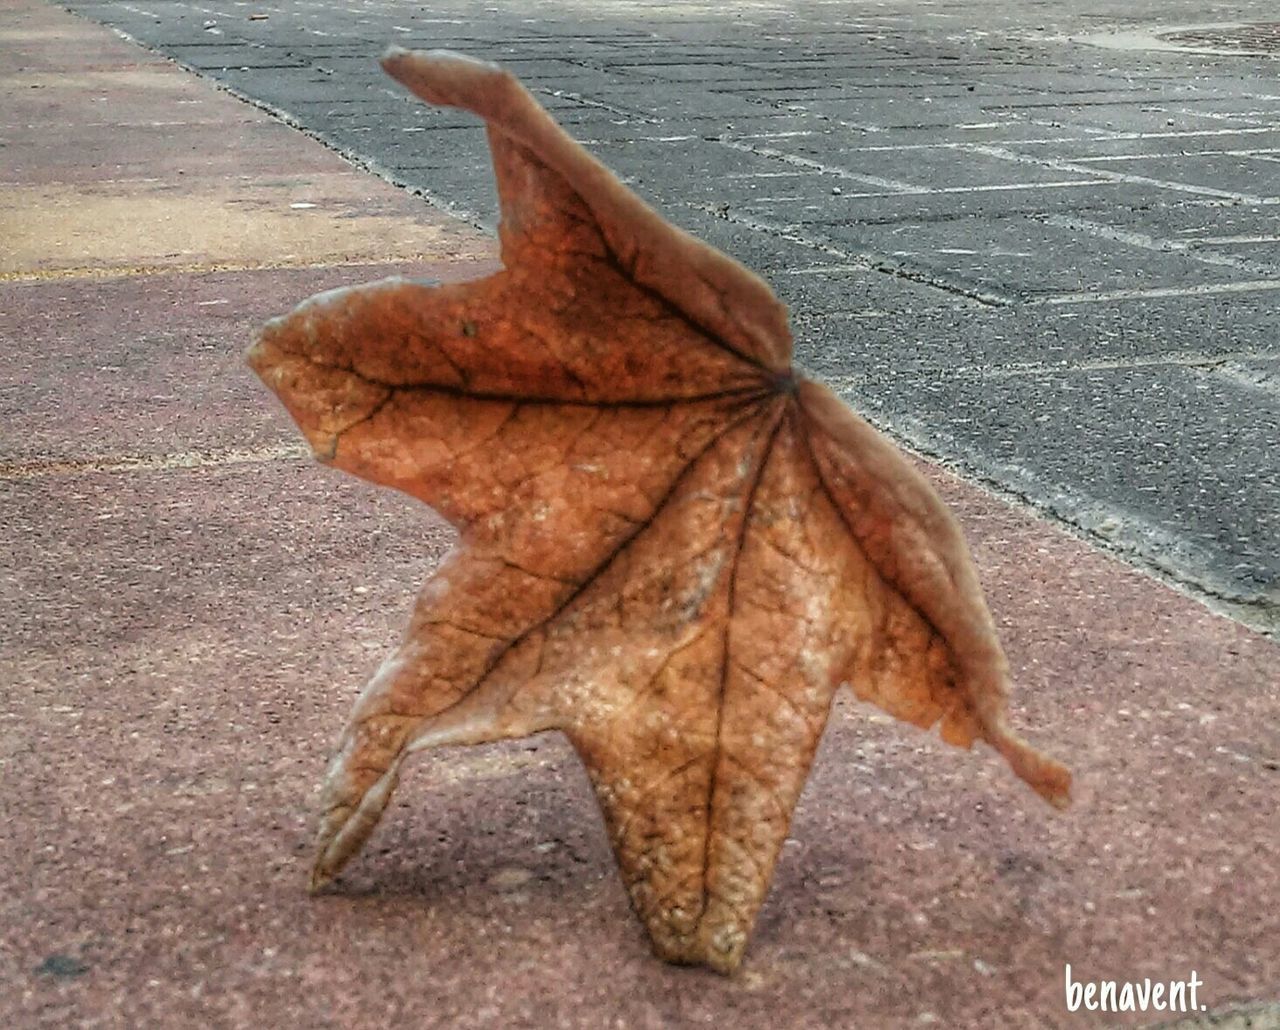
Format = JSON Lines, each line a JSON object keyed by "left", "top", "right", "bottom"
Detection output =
{"left": 965, "top": 143, "right": 1279, "bottom": 205}
{"left": 821, "top": 348, "right": 1277, "bottom": 385}
{"left": 1038, "top": 214, "right": 1280, "bottom": 279}
{"left": 1040, "top": 279, "right": 1280, "bottom": 304}
{"left": 686, "top": 203, "right": 1016, "bottom": 307}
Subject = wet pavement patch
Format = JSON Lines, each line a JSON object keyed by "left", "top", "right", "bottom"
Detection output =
{"left": 1157, "top": 22, "right": 1280, "bottom": 55}
{"left": 1080, "top": 22, "right": 1280, "bottom": 57}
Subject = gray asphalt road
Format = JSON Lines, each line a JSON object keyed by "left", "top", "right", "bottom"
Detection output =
{"left": 61, "top": 0, "right": 1279, "bottom": 632}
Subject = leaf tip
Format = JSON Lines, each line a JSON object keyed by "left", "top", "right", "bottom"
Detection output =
{"left": 244, "top": 319, "right": 283, "bottom": 379}
{"left": 309, "top": 828, "right": 348, "bottom": 894}
{"left": 986, "top": 717, "right": 1073, "bottom": 810}
{"left": 379, "top": 46, "right": 508, "bottom": 109}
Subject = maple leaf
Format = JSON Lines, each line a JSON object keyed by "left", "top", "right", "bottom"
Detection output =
{"left": 247, "top": 47, "right": 1071, "bottom": 973}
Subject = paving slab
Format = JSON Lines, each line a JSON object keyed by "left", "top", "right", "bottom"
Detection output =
{"left": 818, "top": 216, "right": 1255, "bottom": 298}
{"left": 1080, "top": 154, "right": 1280, "bottom": 198}
{"left": 790, "top": 289, "right": 1280, "bottom": 374}
{"left": 746, "top": 181, "right": 1161, "bottom": 228}
{"left": 841, "top": 363, "right": 1280, "bottom": 623}
{"left": 2, "top": 1, "right": 1279, "bottom": 1028}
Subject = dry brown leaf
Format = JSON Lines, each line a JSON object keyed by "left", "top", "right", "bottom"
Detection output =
{"left": 247, "top": 47, "right": 1071, "bottom": 973}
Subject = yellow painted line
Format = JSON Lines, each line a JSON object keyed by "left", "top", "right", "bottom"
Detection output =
{"left": 0, "top": 443, "right": 311, "bottom": 479}
{"left": 0, "top": 179, "right": 492, "bottom": 278}
{"left": 0, "top": 251, "right": 494, "bottom": 284}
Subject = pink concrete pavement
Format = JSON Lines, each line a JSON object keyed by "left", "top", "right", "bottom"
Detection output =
{"left": 2, "top": 1, "right": 1277, "bottom": 1027}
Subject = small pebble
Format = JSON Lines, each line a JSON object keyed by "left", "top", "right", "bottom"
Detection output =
{"left": 488, "top": 866, "right": 534, "bottom": 891}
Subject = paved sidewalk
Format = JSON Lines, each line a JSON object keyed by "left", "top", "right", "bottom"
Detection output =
{"left": 57, "top": 0, "right": 1280, "bottom": 634}
{"left": 2, "top": 1, "right": 1278, "bottom": 1027}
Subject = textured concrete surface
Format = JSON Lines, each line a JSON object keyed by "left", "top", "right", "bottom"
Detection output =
{"left": 6, "top": 456, "right": 1279, "bottom": 1029}
{"left": 55, "top": 0, "right": 1280, "bottom": 634}
{"left": 2, "top": 0, "right": 1278, "bottom": 1027}
{"left": 0, "top": 263, "right": 493, "bottom": 465}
